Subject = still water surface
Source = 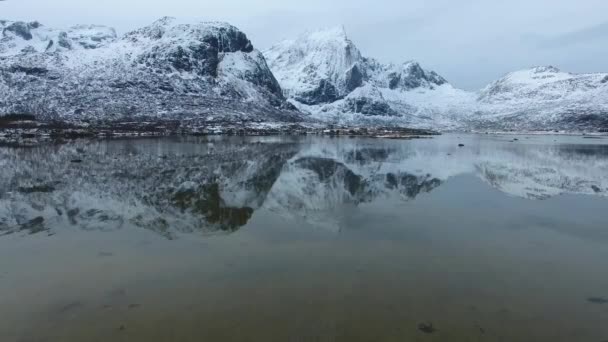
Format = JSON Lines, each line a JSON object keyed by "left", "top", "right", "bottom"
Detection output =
{"left": 1, "top": 134, "right": 608, "bottom": 341}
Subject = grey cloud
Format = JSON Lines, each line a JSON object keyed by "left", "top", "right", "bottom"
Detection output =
{"left": 526, "top": 21, "right": 608, "bottom": 49}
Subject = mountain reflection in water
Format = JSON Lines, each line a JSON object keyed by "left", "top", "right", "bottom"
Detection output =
{"left": 0, "top": 135, "right": 607, "bottom": 238}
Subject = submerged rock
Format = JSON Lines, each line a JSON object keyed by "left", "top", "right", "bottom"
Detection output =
{"left": 588, "top": 297, "right": 608, "bottom": 304}
{"left": 418, "top": 322, "right": 437, "bottom": 334}
{"left": 19, "top": 216, "right": 46, "bottom": 234}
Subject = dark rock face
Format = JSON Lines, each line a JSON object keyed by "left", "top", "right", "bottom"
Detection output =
{"left": 602, "top": 75, "right": 608, "bottom": 84}
{"left": 388, "top": 72, "right": 401, "bottom": 90}
{"left": 555, "top": 111, "right": 608, "bottom": 131}
{"left": 397, "top": 64, "right": 425, "bottom": 89}
{"left": 138, "top": 29, "right": 253, "bottom": 77}
{"left": 296, "top": 79, "right": 341, "bottom": 105}
{"left": 228, "top": 53, "right": 284, "bottom": 98}
{"left": 135, "top": 23, "right": 255, "bottom": 78}
{"left": 206, "top": 27, "right": 254, "bottom": 54}
{"left": 3, "top": 22, "right": 33, "bottom": 40}
{"left": 8, "top": 65, "right": 49, "bottom": 76}
{"left": 396, "top": 63, "right": 447, "bottom": 90}
{"left": 57, "top": 32, "right": 72, "bottom": 49}
{"left": 427, "top": 71, "right": 448, "bottom": 86}
{"left": 344, "top": 97, "right": 398, "bottom": 116}
{"left": 345, "top": 64, "right": 364, "bottom": 92}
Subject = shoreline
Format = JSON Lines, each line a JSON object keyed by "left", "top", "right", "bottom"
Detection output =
{"left": 0, "top": 120, "right": 440, "bottom": 147}
{"left": 2, "top": 118, "right": 607, "bottom": 148}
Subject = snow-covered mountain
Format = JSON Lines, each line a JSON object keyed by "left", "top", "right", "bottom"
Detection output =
{"left": 0, "top": 18, "right": 302, "bottom": 123}
{"left": 1, "top": 18, "right": 607, "bottom": 131}
{"left": 264, "top": 27, "right": 474, "bottom": 129}
{"left": 265, "top": 28, "right": 608, "bottom": 132}
{"left": 470, "top": 66, "right": 608, "bottom": 131}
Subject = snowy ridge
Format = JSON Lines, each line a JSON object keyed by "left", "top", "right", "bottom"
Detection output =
{"left": 471, "top": 66, "right": 608, "bottom": 131}
{"left": 0, "top": 17, "right": 301, "bottom": 123}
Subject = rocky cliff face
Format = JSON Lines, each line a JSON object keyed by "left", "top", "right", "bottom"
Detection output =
{"left": 0, "top": 18, "right": 302, "bottom": 124}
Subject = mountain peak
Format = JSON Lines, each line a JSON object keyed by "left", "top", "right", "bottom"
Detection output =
{"left": 498, "top": 65, "right": 571, "bottom": 86}
{"left": 304, "top": 25, "right": 349, "bottom": 41}
{"left": 264, "top": 25, "right": 364, "bottom": 105}
{"left": 148, "top": 17, "right": 236, "bottom": 30}
{"left": 530, "top": 65, "right": 561, "bottom": 74}
{"left": 128, "top": 17, "right": 245, "bottom": 40}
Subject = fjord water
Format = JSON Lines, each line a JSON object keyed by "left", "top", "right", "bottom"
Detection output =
{"left": 1, "top": 134, "right": 608, "bottom": 342}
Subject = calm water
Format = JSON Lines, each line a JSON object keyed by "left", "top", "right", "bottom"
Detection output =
{"left": 1, "top": 134, "right": 608, "bottom": 342}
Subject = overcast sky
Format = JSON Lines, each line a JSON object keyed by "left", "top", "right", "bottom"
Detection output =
{"left": 2, "top": 0, "right": 607, "bottom": 89}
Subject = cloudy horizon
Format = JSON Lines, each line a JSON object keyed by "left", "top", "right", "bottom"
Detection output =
{"left": 2, "top": 0, "right": 607, "bottom": 90}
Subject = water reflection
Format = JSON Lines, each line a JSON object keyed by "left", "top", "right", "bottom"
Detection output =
{"left": 0, "top": 135, "right": 607, "bottom": 237}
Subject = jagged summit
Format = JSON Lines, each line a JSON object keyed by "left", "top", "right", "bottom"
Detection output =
{"left": 301, "top": 25, "right": 349, "bottom": 41}
{"left": 374, "top": 60, "right": 448, "bottom": 90}
{"left": 264, "top": 25, "right": 363, "bottom": 104}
